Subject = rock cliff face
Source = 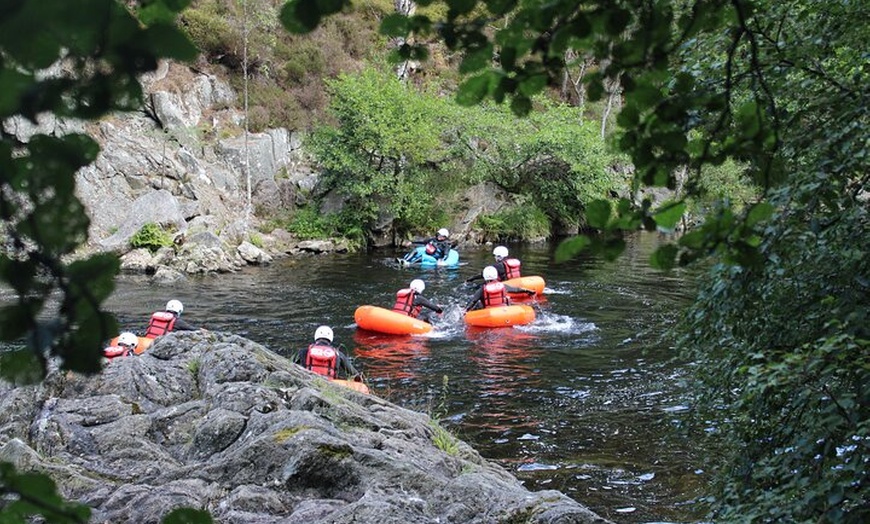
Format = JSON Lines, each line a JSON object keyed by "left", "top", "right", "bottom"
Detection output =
{"left": 0, "top": 332, "right": 609, "bottom": 523}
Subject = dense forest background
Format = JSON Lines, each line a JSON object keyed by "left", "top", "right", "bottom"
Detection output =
{"left": 179, "top": 0, "right": 756, "bottom": 245}
{"left": 0, "top": 0, "right": 866, "bottom": 523}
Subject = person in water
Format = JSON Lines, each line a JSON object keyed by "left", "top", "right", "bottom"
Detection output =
{"left": 467, "top": 245, "right": 523, "bottom": 283}
{"left": 293, "top": 325, "right": 359, "bottom": 380}
{"left": 403, "top": 228, "right": 453, "bottom": 262}
{"left": 392, "top": 279, "right": 444, "bottom": 324}
{"left": 144, "top": 299, "right": 200, "bottom": 338}
{"left": 465, "top": 266, "right": 535, "bottom": 311}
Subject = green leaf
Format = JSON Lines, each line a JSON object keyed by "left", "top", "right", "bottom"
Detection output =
{"left": 650, "top": 244, "right": 679, "bottom": 270}
{"left": 518, "top": 74, "right": 547, "bottom": 96}
{"left": 653, "top": 201, "right": 686, "bottom": 230}
{"left": 317, "top": 0, "right": 345, "bottom": 16}
{"left": 484, "top": 0, "right": 517, "bottom": 16}
{"left": 141, "top": 24, "right": 198, "bottom": 62}
{"left": 0, "top": 304, "right": 37, "bottom": 341}
{"left": 162, "top": 508, "right": 214, "bottom": 524}
{"left": 459, "top": 44, "right": 494, "bottom": 74}
{"left": 280, "top": 0, "right": 321, "bottom": 34}
{"left": 585, "top": 199, "right": 611, "bottom": 229}
{"left": 510, "top": 94, "right": 531, "bottom": 116}
{"left": 380, "top": 14, "right": 410, "bottom": 37}
{"left": 456, "top": 73, "right": 490, "bottom": 106}
{"left": 745, "top": 202, "right": 774, "bottom": 227}
{"left": 554, "top": 235, "right": 591, "bottom": 263}
{"left": 0, "top": 348, "right": 45, "bottom": 384}
{"left": 601, "top": 237, "right": 626, "bottom": 260}
{"left": 446, "top": 0, "right": 478, "bottom": 17}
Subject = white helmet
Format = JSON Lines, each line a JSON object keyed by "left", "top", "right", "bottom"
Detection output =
{"left": 437, "top": 228, "right": 449, "bottom": 238}
{"left": 314, "top": 325, "right": 334, "bottom": 342}
{"left": 493, "top": 246, "right": 509, "bottom": 259}
{"left": 409, "top": 279, "right": 425, "bottom": 293}
{"left": 118, "top": 332, "right": 138, "bottom": 348}
{"left": 165, "top": 300, "right": 183, "bottom": 314}
{"left": 482, "top": 266, "right": 499, "bottom": 281}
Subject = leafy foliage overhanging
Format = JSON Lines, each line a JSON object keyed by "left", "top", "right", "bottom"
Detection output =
{"left": 0, "top": 1, "right": 204, "bottom": 522}
{"left": 279, "top": 0, "right": 870, "bottom": 521}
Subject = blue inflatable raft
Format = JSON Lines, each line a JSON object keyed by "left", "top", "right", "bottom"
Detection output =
{"left": 398, "top": 246, "right": 460, "bottom": 268}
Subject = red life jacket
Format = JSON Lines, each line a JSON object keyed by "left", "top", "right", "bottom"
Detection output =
{"left": 306, "top": 344, "right": 338, "bottom": 378}
{"left": 145, "top": 311, "right": 176, "bottom": 338}
{"left": 483, "top": 282, "right": 508, "bottom": 307}
{"left": 392, "top": 288, "right": 422, "bottom": 318}
{"left": 503, "top": 258, "right": 522, "bottom": 279}
{"left": 425, "top": 243, "right": 436, "bottom": 255}
{"left": 103, "top": 345, "right": 130, "bottom": 360}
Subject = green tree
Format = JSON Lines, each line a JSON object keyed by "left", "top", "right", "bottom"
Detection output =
{"left": 0, "top": 1, "right": 201, "bottom": 520}
{"left": 307, "top": 66, "right": 451, "bottom": 236}
{"left": 280, "top": 0, "right": 870, "bottom": 521}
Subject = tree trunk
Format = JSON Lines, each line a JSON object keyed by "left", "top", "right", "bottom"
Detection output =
{"left": 394, "top": 0, "right": 416, "bottom": 81}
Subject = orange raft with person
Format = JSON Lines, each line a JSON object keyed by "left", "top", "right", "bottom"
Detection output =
{"left": 354, "top": 305, "right": 433, "bottom": 336}
{"left": 504, "top": 276, "right": 546, "bottom": 298}
{"left": 464, "top": 304, "right": 536, "bottom": 328}
{"left": 107, "top": 335, "right": 154, "bottom": 355}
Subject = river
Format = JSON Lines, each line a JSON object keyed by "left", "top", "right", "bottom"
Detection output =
{"left": 103, "top": 232, "right": 706, "bottom": 523}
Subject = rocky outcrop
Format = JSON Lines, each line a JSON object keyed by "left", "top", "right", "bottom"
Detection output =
{"left": 0, "top": 332, "right": 610, "bottom": 524}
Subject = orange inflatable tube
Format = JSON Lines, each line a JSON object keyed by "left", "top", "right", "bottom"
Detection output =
{"left": 354, "top": 305, "right": 433, "bottom": 335}
{"left": 503, "top": 276, "right": 546, "bottom": 296}
{"left": 464, "top": 305, "right": 536, "bottom": 328}
{"left": 331, "top": 379, "right": 371, "bottom": 395}
{"left": 108, "top": 335, "right": 154, "bottom": 355}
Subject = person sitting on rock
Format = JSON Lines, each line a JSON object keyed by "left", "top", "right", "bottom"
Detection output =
{"left": 293, "top": 326, "right": 359, "bottom": 380}
{"left": 144, "top": 299, "right": 200, "bottom": 338}
{"left": 465, "top": 266, "right": 534, "bottom": 312}
{"left": 392, "top": 279, "right": 444, "bottom": 324}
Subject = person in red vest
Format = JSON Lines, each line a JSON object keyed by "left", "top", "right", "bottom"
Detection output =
{"left": 144, "top": 299, "right": 200, "bottom": 338}
{"left": 466, "top": 245, "right": 523, "bottom": 283}
{"left": 392, "top": 279, "right": 444, "bottom": 324}
{"left": 465, "top": 266, "right": 534, "bottom": 312}
{"left": 491, "top": 245, "right": 523, "bottom": 280}
{"left": 104, "top": 332, "right": 138, "bottom": 360}
{"left": 293, "top": 326, "right": 358, "bottom": 379}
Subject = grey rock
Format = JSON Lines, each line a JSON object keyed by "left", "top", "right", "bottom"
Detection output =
{"left": 0, "top": 332, "right": 611, "bottom": 523}
{"left": 238, "top": 241, "right": 273, "bottom": 265}
{"left": 98, "top": 190, "right": 188, "bottom": 252}
{"left": 120, "top": 248, "right": 155, "bottom": 273}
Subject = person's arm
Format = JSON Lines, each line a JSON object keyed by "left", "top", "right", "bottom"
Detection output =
{"left": 505, "top": 284, "right": 535, "bottom": 295}
{"left": 464, "top": 288, "right": 483, "bottom": 311}
{"left": 414, "top": 295, "right": 443, "bottom": 314}
{"left": 339, "top": 352, "right": 358, "bottom": 378}
{"left": 495, "top": 261, "right": 508, "bottom": 281}
{"left": 292, "top": 348, "right": 306, "bottom": 365}
{"left": 436, "top": 240, "right": 452, "bottom": 258}
{"left": 173, "top": 317, "right": 199, "bottom": 331}
{"left": 407, "top": 237, "right": 435, "bottom": 246}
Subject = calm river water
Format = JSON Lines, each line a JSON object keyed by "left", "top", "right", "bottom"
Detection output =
{"left": 103, "top": 232, "right": 707, "bottom": 523}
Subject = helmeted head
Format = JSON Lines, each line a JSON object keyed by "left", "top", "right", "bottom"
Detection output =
{"left": 425, "top": 243, "right": 436, "bottom": 255}
{"left": 165, "top": 300, "right": 183, "bottom": 315}
{"left": 482, "top": 265, "right": 499, "bottom": 282}
{"left": 410, "top": 279, "right": 425, "bottom": 293}
{"left": 314, "top": 325, "right": 334, "bottom": 343}
{"left": 436, "top": 228, "right": 449, "bottom": 240}
{"left": 493, "top": 245, "right": 509, "bottom": 261}
{"left": 117, "top": 332, "right": 138, "bottom": 349}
